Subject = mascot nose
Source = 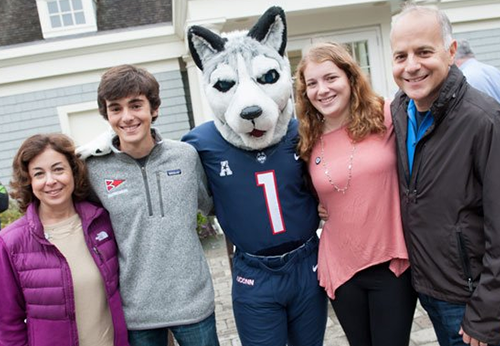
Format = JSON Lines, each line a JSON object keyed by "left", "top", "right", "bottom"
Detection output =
{"left": 240, "top": 106, "right": 263, "bottom": 120}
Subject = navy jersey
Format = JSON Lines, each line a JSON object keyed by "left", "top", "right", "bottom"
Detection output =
{"left": 183, "top": 120, "right": 319, "bottom": 255}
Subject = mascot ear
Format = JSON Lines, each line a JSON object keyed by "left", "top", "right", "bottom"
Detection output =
{"left": 188, "top": 26, "right": 227, "bottom": 71}
{"left": 247, "top": 6, "right": 287, "bottom": 56}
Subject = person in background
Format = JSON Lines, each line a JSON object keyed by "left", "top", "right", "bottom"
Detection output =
{"left": 454, "top": 39, "right": 500, "bottom": 103}
{"left": 85, "top": 65, "right": 219, "bottom": 346}
{"left": 0, "top": 133, "right": 129, "bottom": 346}
{"left": 0, "top": 181, "right": 8, "bottom": 229}
{"left": 390, "top": 4, "right": 500, "bottom": 346}
{"left": 295, "top": 41, "right": 417, "bottom": 346}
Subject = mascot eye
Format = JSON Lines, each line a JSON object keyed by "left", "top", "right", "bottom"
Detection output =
{"left": 213, "top": 80, "right": 235, "bottom": 92}
{"left": 257, "top": 69, "right": 279, "bottom": 84}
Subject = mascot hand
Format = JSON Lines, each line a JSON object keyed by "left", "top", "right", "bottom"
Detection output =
{"left": 76, "top": 129, "right": 113, "bottom": 160}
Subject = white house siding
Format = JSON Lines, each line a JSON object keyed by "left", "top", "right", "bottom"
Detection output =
{"left": 0, "top": 69, "right": 191, "bottom": 186}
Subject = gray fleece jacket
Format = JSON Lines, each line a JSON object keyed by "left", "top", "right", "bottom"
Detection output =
{"left": 86, "top": 129, "right": 214, "bottom": 330}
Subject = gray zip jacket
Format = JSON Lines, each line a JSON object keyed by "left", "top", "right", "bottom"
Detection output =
{"left": 86, "top": 129, "right": 214, "bottom": 330}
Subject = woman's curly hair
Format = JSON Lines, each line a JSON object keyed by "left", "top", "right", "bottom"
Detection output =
{"left": 10, "top": 133, "right": 89, "bottom": 212}
{"left": 295, "top": 42, "right": 386, "bottom": 162}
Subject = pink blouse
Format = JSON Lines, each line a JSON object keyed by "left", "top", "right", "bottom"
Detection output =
{"left": 309, "top": 104, "right": 410, "bottom": 299}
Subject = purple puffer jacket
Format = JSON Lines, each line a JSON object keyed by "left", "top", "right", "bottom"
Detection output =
{"left": 0, "top": 201, "right": 129, "bottom": 346}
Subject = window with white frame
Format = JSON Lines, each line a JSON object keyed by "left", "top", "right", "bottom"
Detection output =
{"left": 36, "top": 0, "right": 97, "bottom": 39}
{"left": 288, "top": 27, "right": 387, "bottom": 97}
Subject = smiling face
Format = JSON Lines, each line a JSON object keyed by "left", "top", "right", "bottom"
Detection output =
{"left": 391, "top": 11, "right": 457, "bottom": 111}
{"left": 304, "top": 60, "right": 351, "bottom": 133}
{"left": 106, "top": 94, "right": 157, "bottom": 157}
{"left": 29, "top": 147, "right": 75, "bottom": 214}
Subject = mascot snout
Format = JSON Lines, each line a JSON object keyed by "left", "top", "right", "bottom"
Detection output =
{"left": 241, "top": 106, "right": 263, "bottom": 120}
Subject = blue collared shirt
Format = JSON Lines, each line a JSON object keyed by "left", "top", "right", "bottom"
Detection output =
{"left": 406, "top": 99, "right": 433, "bottom": 176}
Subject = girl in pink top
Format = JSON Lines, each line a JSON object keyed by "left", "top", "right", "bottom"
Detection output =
{"left": 295, "top": 42, "right": 416, "bottom": 346}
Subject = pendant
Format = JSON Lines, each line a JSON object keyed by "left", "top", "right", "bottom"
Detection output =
{"left": 256, "top": 152, "right": 267, "bottom": 164}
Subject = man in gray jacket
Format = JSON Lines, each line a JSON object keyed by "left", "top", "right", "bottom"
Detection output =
{"left": 85, "top": 65, "right": 219, "bottom": 346}
{"left": 390, "top": 4, "right": 500, "bottom": 346}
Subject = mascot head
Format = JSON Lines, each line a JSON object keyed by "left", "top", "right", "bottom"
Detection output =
{"left": 188, "top": 6, "right": 293, "bottom": 151}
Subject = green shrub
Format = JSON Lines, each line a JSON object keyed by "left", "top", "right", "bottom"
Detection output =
{"left": 0, "top": 201, "right": 23, "bottom": 229}
{"left": 1, "top": 203, "right": 217, "bottom": 237}
{"left": 197, "top": 212, "right": 217, "bottom": 239}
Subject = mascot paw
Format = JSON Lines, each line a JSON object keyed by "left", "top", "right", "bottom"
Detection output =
{"left": 76, "top": 129, "right": 113, "bottom": 160}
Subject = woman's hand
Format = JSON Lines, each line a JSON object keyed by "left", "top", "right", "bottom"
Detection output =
{"left": 318, "top": 203, "right": 328, "bottom": 221}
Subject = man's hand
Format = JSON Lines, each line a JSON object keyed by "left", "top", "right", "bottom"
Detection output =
{"left": 318, "top": 203, "right": 328, "bottom": 221}
{"left": 459, "top": 327, "right": 488, "bottom": 346}
{"left": 76, "top": 130, "right": 113, "bottom": 160}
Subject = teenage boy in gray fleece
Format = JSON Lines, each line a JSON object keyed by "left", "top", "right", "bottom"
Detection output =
{"left": 84, "top": 64, "right": 219, "bottom": 346}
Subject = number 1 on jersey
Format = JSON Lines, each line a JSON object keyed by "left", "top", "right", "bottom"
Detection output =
{"left": 256, "top": 170, "right": 286, "bottom": 234}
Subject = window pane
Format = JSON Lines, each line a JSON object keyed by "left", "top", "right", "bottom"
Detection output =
{"left": 62, "top": 13, "right": 74, "bottom": 26}
{"left": 74, "top": 11, "right": 86, "bottom": 25}
{"left": 287, "top": 49, "right": 303, "bottom": 100}
{"left": 72, "top": 0, "right": 83, "bottom": 10}
{"left": 353, "top": 41, "right": 370, "bottom": 69}
{"left": 60, "top": 0, "right": 71, "bottom": 12}
{"left": 287, "top": 50, "right": 303, "bottom": 77}
{"left": 344, "top": 43, "right": 353, "bottom": 57}
{"left": 47, "top": 1, "right": 59, "bottom": 14}
{"left": 50, "top": 15, "right": 62, "bottom": 28}
{"left": 351, "top": 41, "right": 372, "bottom": 85}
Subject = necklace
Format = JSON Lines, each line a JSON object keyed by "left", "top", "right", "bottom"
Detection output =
{"left": 319, "top": 136, "right": 356, "bottom": 194}
{"left": 43, "top": 214, "right": 80, "bottom": 241}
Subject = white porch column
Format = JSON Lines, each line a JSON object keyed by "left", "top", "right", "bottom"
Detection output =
{"left": 183, "top": 54, "right": 214, "bottom": 126}
{"left": 183, "top": 22, "right": 226, "bottom": 126}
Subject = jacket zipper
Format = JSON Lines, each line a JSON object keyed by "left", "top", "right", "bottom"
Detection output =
{"left": 93, "top": 246, "right": 104, "bottom": 263}
{"left": 156, "top": 171, "right": 165, "bottom": 217}
{"left": 456, "top": 230, "right": 474, "bottom": 292}
{"left": 140, "top": 165, "right": 154, "bottom": 216}
{"left": 88, "top": 235, "right": 111, "bottom": 279}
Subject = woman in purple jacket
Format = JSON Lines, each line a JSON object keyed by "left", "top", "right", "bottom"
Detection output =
{"left": 0, "top": 133, "right": 129, "bottom": 346}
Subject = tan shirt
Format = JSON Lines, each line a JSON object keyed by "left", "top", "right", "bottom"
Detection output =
{"left": 44, "top": 214, "right": 114, "bottom": 346}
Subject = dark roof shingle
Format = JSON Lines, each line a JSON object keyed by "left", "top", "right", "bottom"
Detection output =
{"left": 97, "top": 0, "right": 172, "bottom": 31}
{"left": 0, "top": 0, "right": 43, "bottom": 46}
{"left": 0, "top": 0, "right": 173, "bottom": 47}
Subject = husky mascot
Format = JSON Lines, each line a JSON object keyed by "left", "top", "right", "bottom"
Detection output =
{"left": 183, "top": 6, "right": 327, "bottom": 346}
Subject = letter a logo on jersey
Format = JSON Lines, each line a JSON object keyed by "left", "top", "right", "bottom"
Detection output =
{"left": 105, "top": 179, "right": 125, "bottom": 192}
{"left": 219, "top": 161, "right": 233, "bottom": 177}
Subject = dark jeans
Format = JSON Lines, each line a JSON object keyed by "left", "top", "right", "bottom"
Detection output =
{"left": 419, "top": 293, "right": 500, "bottom": 346}
{"left": 128, "top": 312, "right": 220, "bottom": 346}
{"left": 330, "top": 262, "right": 417, "bottom": 346}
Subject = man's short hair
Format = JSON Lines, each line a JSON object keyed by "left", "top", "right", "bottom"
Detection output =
{"left": 456, "top": 39, "right": 475, "bottom": 60}
{"left": 391, "top": 3, "right": 453, "bottom": 50}
{"left": 97, "top": 64, "right": 161, "bottom": 122}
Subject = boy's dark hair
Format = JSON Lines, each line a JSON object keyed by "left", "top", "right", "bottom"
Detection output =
{"left": 97, "top": 64, "right": 161, "bottom": 122}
